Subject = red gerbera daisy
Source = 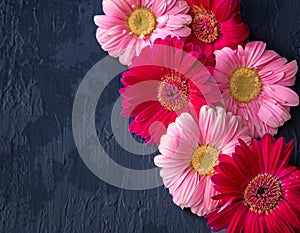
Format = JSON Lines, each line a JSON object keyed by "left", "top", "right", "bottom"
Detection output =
{"left": 120, "top": 36, "right": 220, "bottom": 144}
{"left": 206, "top": 134, "right": 300, "bottom": 233}
{"left": 186, "top": 0, "right": 249, "bottom": 55}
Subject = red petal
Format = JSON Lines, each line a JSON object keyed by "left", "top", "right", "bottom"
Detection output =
{"left": 211, "top": 173, "right": 244, "bottom": 193}
{"left": 244, "top": 211, "right": 267, "bottom": 233}
{"left": 265, "top": 208, "right": 294, "bottom": 233}
{"left": 251, "top": 139, "right": 265, "bottom": 173}
{"left": 212, "top": 192, "right": 242, "bottom": 201}
{"left": 226, "top": 204, "right": 248, "bottom": 233}
{"left": 283, "top": 189, "right": 300, "bottom": 214}
{"left": 218, "top": 153, "right": 234, "bottom": 164}
{"left": 278, "top": 200, "right": 300, "bottom": 232}
{"left": 220, "top": 18, "right": 249, "bottom": 43}
{"left": 206, "top": 202, "right": 243, "bottom": 232}
{"left": 212, "top": 0, "right": 240, "bottom": 22}
{"left": 281, "top": 169, "right": 300, "bottom": 189}
{"left": 235, "top": 141, "right": 258, "bottom": 177}
{"left": 275, "top": 139, "right": 296, "bottom": 175}
{"left": 261, "top": 133, "right": 275, "bottom": 173}
{"left": 217, "top": 161, "right": 248, "bottom": 181}
{"left": 277, "top": 166, "right": 298, "bottom": 179}
{"left": 269, "top": 137, "right": 285, "bottom": 174}
{"left": 187, "top": 0, "right": 212, "bottom": 11}
{"left": 135, "top": 102, "right": 162, "bottom": 121}
{"left": 232, "top": 151, "right": 254, "bottom": 178}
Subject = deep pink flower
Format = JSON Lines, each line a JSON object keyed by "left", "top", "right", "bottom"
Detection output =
{"left": 154, "top": 105, "right": 251, "bottom": 216}
{"left": 214, "top": 41, "right": 299, "bottom": 138}
{"left": 120, "top": 36, "right": 218, "bottom": 144}
{"left": 206, "top": 134, "right": 300, "bottom": 233}
{"left": 186, "top": 0, "right": 249, "bottom": 56}
{"left": 94, "top": 0, "right": 192, "bottom": 65}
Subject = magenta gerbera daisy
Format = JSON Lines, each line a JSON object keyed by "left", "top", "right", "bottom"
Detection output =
{"left": 154, "top": 105, "right": 251, "bottom": 216}
{"left": 215, "top": 41, "right": 299, "bottom": 138}
{"left": 206, "top": 134, "right": 300, "bottom": 233}
{"left": 94, "top": 0, "right": 192, "bottom": 65}
{"left": 120, "top": 36, "right": 219, "bottom": 144}
{"left": 186, "top": 0, "right": 249, "bottom": 56}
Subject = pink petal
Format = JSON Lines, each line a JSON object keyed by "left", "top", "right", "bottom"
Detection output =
{"left": 244, "top": 41, "right": 266, "bottom": 68}
{"left": 151, "top": 0, "right": 167, "bottom": 16}
{"left": 257, "top": 99, "right": 291, "bottom": 128}
{"left": 264, "top": 85, "right": 299, "bottom": 106}
{"left": 102, "top": 0, "right": 130, "bottom": 19}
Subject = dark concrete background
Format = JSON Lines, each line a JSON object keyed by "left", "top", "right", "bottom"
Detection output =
{"left": 0, "top": 0, "right": 299, "bottom": 232}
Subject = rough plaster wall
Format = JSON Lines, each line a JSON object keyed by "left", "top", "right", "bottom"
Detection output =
{"left": 0, "top": 0, "right": 299, "bottom": 232}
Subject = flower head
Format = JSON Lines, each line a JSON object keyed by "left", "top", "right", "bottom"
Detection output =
{"left": 215, "top": 41, "right": 299, "bottom": 137}
{"left": 94, "top": 0, "right": 192, "bottom": 65}
{"left": 206, "top": 134, "right": 300, "bottom": 233}
{"left": 186, "top": 0, "right": 249, "bottom": 55}
{"left": 120, "top": 36, "right": 218, "bottom": 144}
{"left": 154, "top": 105, "right": 251, "bottom": 216}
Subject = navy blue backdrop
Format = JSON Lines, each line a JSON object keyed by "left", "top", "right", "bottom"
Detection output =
{"left": 0, "top": 0, "right": 299, "bottom": 232}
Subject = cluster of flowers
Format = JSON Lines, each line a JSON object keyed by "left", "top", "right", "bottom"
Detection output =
{"left": 95, "top": 0, "right": 300, "bottom": 232}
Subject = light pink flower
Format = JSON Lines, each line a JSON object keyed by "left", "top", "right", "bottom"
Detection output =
{"left": 154, "top": 105, "right": 251, "bottom": 216}
{"left": 94, "top": 0, "right": 192, "bottom": 65}
{"left": 214, "top": 41, "right": 299, "bottom": 138}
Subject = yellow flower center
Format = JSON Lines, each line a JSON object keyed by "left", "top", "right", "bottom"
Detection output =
{"left": 229, "top": 67, "right": 262, "bottom": 103}
{"left": 191, "top": 145, "right": 219, "bottom": 176}
{"left": 192, "top": 7, "right": 221, "bottom": 44}
{"left": 127, "top": 7, "right": 156, "bottom": 36}
{"left": 244, "top": 174, "right": 282, "bottom": 214}
{"left": 157, "top": 74, "right": 189, "bottom": 112}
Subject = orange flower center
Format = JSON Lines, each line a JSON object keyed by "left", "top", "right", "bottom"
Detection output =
{"left": 244, "top": 174, "right": 282, "bottom": 214}
{"left": 192, "top": 7, "right": 221, "bottom": 44}
{"left": 229, "top": 67, "right": 262, "bottom": 103}
{"left": 127, "top": 7, "right": 156, "bottom": 36}
{"left": 191, "top": 145, "right": 219, "bottom": 176}
{"left": 157, "top": 74, "right": 189, "bottom": 111}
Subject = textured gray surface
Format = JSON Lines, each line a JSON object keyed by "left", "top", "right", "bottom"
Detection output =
{"left": 0, "top": 0, "right": 299, "bottom": 232}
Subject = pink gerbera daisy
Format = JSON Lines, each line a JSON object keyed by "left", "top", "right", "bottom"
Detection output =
{"left": 154, "top": 105, "right": 251, "bottom": 216}
{"left": 120, "top": 36, "right": 218, "bottom": 144}
{"left": 206, "top": 134, "right": 300, "bottom": 233}
{"left": 94, "top": 0, "right": 192, "bottom": 65}
{"left": 186, "top": 0, "right": 249, "bottom": 56}
{"left": 215, "top": 41, "right": 299, "bottom": 138}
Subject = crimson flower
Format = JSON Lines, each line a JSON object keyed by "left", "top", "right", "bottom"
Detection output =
{"left": 206, "top": 134, "right": 300, "bottom": 233}
{"left": 186, "top": 0, "right": 249, "bottom": 55}
{"left": 120, "top": 36, "right": 219, "bottom": 144}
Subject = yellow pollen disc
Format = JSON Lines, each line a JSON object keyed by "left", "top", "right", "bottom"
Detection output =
{"left": 229, "top": 67, "right": 262, "bottom": 103}
{"left": 157, "top": 75, "right": 189, "bottom": 112}
{"left": 191, "top": 145, "right": 219, "bottom": 176}
{"left": 192, "top": 7, "right": 221, "bottom": 44}
{"left": 127, "top": 7, "right": 156, "bottom": 36}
